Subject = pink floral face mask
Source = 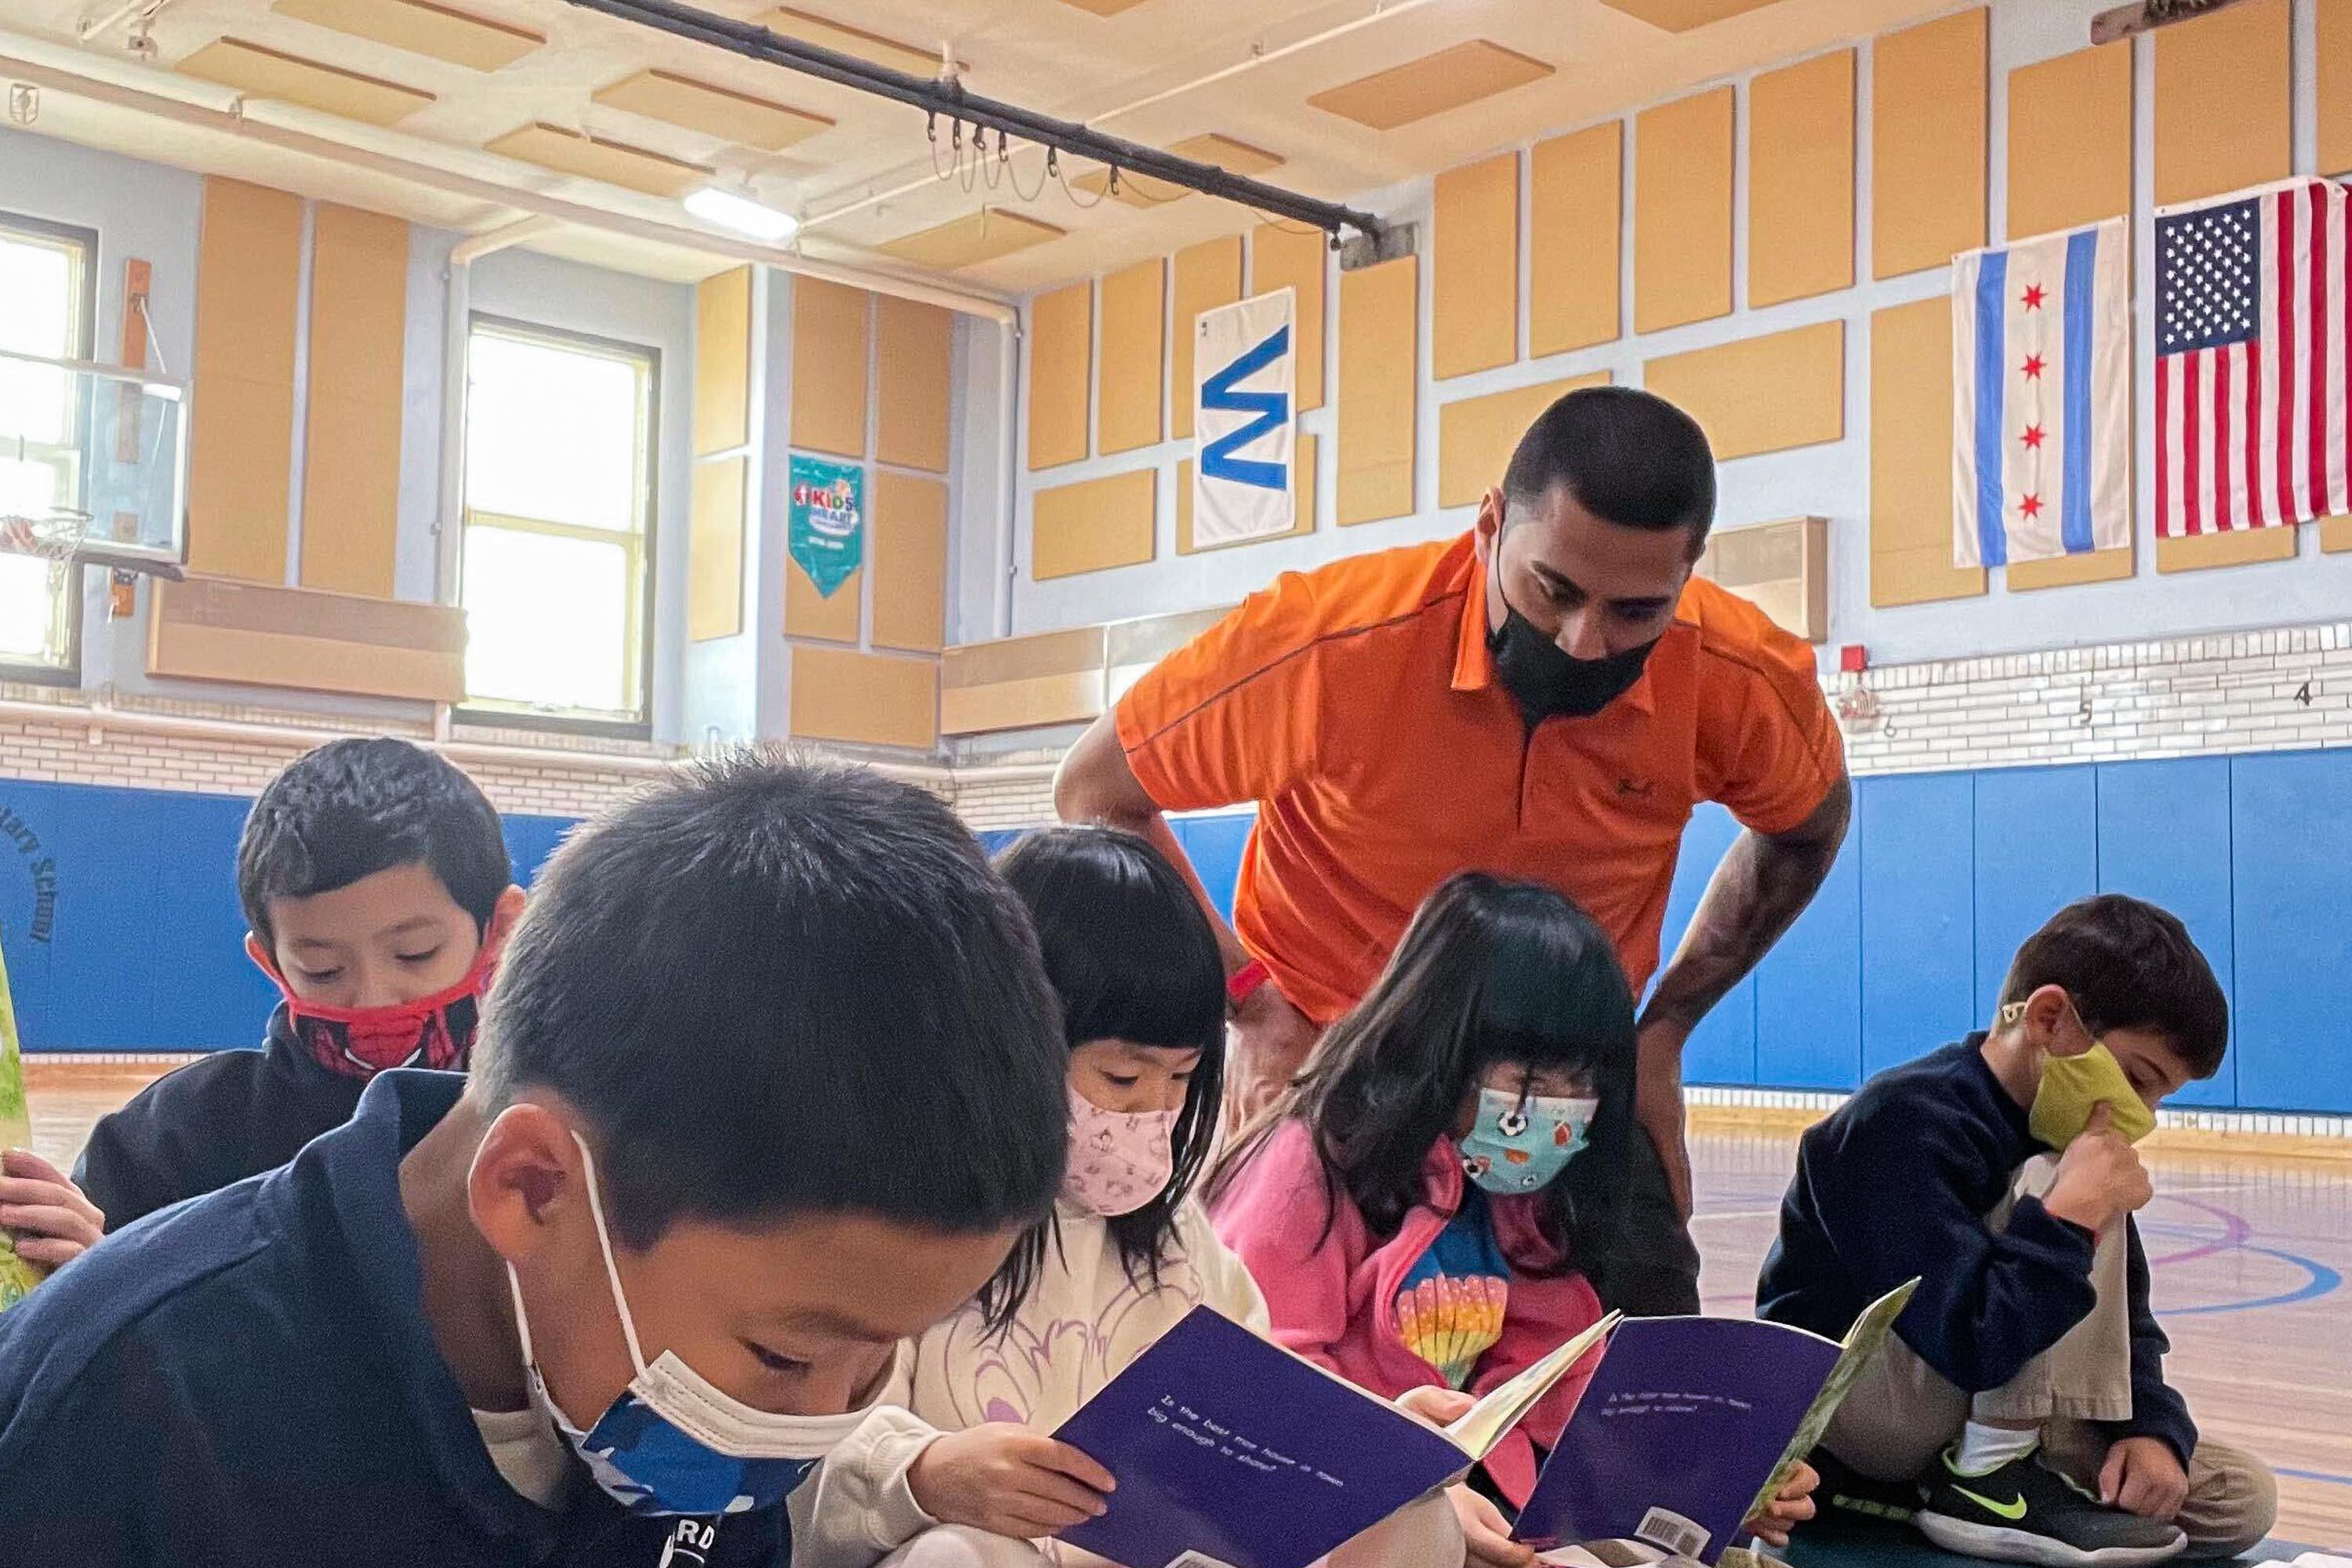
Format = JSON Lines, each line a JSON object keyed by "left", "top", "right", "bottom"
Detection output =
{"left": 1062, "top": 1082, "right": 1178, "bottom": 1217}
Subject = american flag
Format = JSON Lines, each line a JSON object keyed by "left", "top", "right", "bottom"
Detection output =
{"left": 2155, "top": 177, "right": 2351, "bottom": 537}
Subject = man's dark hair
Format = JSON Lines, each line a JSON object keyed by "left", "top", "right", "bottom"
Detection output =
{"left": 469, "top": 752, "right": 1069, "bottom": 1247}
{"left": 238, "top": 737, "right": 510, "bottom": 948}
{"left": 1502, "top": 386, "right": 1718, "bottom": 548}
{"left": 1999, "top": 894, "right": 2229, "bottom": 1079}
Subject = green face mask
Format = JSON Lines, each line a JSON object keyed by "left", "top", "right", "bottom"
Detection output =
{"left": 2009, "top": 1001, "right": 2157, "bottom": 1148}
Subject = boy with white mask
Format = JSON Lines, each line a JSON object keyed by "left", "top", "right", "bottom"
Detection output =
{"left": 1759, "top": 895, "right": 2278, "bottom": 1567}
{"left": 0, "top": 757, "right": 1073, "bottom": 1568}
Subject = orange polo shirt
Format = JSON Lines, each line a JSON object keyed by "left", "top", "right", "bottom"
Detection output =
{"left": 1115, "top": 533, "right": 1844, "bottom": 1027}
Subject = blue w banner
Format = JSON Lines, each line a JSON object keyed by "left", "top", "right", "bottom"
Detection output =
{"left": 1192, "top": 289, "right": 1296, "bottom": 546}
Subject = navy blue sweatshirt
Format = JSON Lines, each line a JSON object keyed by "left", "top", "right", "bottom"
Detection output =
{"left": 0, "top": 1070, "right": 791, "bottom": 1566}
{"left": 1756, "top": 1037, "right": 2197, "bottom": 1464}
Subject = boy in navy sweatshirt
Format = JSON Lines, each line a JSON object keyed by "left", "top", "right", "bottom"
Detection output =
{"left": 1759, "top": 895, "right": 2275, "bottom": 1567}
{"left": 0, "top": 757, "right": 1074, "bottom": 1568}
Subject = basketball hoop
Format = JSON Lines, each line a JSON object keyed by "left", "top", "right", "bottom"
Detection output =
{"left": 0, "top": 506, "right": 95, "bottom": 564}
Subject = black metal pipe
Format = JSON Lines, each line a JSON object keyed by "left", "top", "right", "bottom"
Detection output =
{"left": 562, "top": 0, "right": 1385, "bottom": 241}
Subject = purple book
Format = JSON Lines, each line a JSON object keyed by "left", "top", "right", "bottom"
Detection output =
{"left": 1052, "top": 1306, "right": 1613, "bottom": 1568}
{"left": 1514, "top": 1282, "right": 1918, "bottom": 1566}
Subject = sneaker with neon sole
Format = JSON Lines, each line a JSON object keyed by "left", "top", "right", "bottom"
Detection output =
{"left": 1914, "top": 1448, "right": 2187, "bottom": 1567}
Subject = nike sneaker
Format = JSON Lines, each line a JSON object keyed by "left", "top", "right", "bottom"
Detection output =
{"left": 1914, "top": 1446, "right": 2187, "bottom": 1567}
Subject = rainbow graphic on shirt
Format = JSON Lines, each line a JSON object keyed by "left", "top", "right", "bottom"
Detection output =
{"left": 1396, "top": 1272, "right": 1508, "bottom": 1391}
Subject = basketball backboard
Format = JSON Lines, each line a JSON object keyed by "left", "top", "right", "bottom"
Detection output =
{"left": 0, "top": 345, "right": 187, "bottom": 579}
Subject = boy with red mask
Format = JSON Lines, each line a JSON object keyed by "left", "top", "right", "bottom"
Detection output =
{"left": 63, "top": 737, "right": 523, "bottom": 1236}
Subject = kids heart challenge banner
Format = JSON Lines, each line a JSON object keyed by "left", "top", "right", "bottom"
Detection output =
{"left": 789, "top": 455, "right": 865, "bottom": 599}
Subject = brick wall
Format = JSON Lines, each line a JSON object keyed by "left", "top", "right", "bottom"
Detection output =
{"left": 11, "top": 618, "right": 2351, "bottom": 827}
{"left": 940, "top": 619, "right": 2352, "bottom": 826}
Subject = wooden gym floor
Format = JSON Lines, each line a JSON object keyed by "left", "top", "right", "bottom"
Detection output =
{"left": 20, "top": 1061, "right": 2352, "bottom": 1550}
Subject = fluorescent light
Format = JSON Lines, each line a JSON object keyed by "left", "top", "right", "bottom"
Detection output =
{"left": 684, "top": 186, "right": 800, "bottom": 243}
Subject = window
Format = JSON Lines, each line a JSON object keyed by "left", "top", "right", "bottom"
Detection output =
{"left": 459, "top": 318, "right": 658, "bottom": 728}
{"left": 0, "top": 214, "right": 96, "bottom": 681}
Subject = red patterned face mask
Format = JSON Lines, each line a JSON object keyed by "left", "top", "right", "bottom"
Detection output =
{"left": 263, "top": 945, "right": 496, "bottom": 1079}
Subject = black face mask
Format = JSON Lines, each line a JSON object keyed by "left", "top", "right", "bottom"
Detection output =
{"left": 1487, "top": 601, "right": 1661, "bottom": 724}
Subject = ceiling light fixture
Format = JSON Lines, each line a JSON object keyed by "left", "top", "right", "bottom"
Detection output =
{"left": 683, "top": 183, "right": 800, "bottom": 242}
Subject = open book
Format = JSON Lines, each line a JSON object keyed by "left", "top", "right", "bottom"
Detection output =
{"left": 1514, "top": 1281, "right": 1919, "bottom": 1566}
{"left": 0, "top": 939, "right": 45, "bottom": 1312}
{"left": 1051, "top": 1304, "right": 1620, "bottom": 1568}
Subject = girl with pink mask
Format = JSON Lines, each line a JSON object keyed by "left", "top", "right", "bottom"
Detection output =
{"left": 797, "top": 827, "right": 1463, "bottom": 1568}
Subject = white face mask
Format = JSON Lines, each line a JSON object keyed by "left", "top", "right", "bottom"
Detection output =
{"left": 506, "top": 1131, "right": 877, "bottom": 1517}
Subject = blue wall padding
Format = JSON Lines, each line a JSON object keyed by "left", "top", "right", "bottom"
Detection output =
{"left": 9, "top": 752, "right": 2352, "bottom": 1112}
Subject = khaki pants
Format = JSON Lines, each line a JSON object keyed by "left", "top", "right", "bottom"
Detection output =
{"left": 1824, "top": 1156, "right": 2277, "bottom": 1560}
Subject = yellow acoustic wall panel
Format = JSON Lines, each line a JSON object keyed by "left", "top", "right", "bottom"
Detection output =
{"left": 178, "top": 38, "right": 434, "bottom": 127}
{"left": 875, "top": 295, "right": 953, "bottom": 474}
{"left": 1642, "top": 321, "right": 1843, "bottom": 462}
{"left": 1530, "top": 122, "right": 1622, "bottom": 358}
{"left": 1097, "top": 258, "right": 1166, "bottom": 456}
{"left": 1874, "top": 9, "right": 1987, "bottom": 278}
{"left": 790, "top": 276, "right": 869, "bottom": 459}
{"left": 2324, "top": 514, "right": 2352, "bottom": 551}
{"left": 872, "top": 471, "right": 948, "bottom": 652}
{"left": 688, "top": 456, "right": 746, "bottom": 641}
{"left": 1869, "top": 299, "right": 1984, "bottom": 607}
{"left": 1178, "top": 434, "right": 1317, "bottom": 554}
{"left": 1635, "top": 87, "right": 1734, "bottom": 333}
{"left": 2006, "top": 544, "right": 2134, "bottom": 590}
{"left": 1438, "top": 374, "right": 1611, "bottom": 510}
{"left": 1748, "top": 49, "right": 1853, "bottom": 308}
{"left": 1338, "top": 255, "right": 1419, "bottom": 526}
{"left": 299, "top": 204, "right": 408, "bottom": 598}
{"left": 790, "top": 647, "right": 938, "bottom": 750}
{"left": 272, "top": 0, "right": 543, "bottom": 71}
{"left": 1308, "top": 41, "right": 1554, "bottom": 132}
{"left": 1033, "top": 467, "right": 1156, "bottom": 579}
{"left": 1171, "top": 236, "right": 1243, "bottom": 441}
{"left": 1251, "top": 222, "right": 1327, "bottom": 411}
{"left": 1433, "top": 152, "right": 1520, "bottom": 379}
{"left": 784, "top": 535, "right": 861, "bottom": 642}
{"left": 2008, "top": 44, "right": 2131, "bottom": 241}
{"left": 189, "top": 177, "right": 301, "bottom": 583}
{"left": 591, "top": 70, "right": 831, "bottom": 152}
{"left": 2325, "top": 0, "right": 2352, "bottom": 176}
{"left": 1028, "top": 281, "right": 1092, "bottom": 469}
{"left": 2157, "top": 529, "right": 2297, "bottom": 573}
{"left": 2153, "top": 0, "right": 2289, "bottom": 206}
{"left": 694, "top": 266, "right": 751, "bottom": 458}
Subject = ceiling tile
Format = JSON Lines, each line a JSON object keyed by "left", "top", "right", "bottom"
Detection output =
{"left": 592, "top": 70, "right": 834, "bottom": 152}
{"left": 753, "top": 7, "right": 956, "bottom": 78}
{"left": 178, "top": 38, "right": 436, "bottom": 128}
{"left": 1308, "top": 40, "right": 1556, "bottom": 132}
{"left": 880, "top": 207, "right": 1067, "bottom": 269}
{"left": 1073, "top": 132, "right": 1284, "bottom": 205}
{"left": 1594, "top": 0, "right": 1791, "bottom": 31}
{"left": 271, "top": 0, "right": 543, "bottom": 72}
{"left": 484, "top": 122, "right": 712, "bottom": 198}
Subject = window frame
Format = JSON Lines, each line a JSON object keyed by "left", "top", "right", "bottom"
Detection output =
{"left": 454, "top": 312, "right": 662, "bottom": 740}
{"left": 0, "top": 209, "right": 100, "bottom": 689}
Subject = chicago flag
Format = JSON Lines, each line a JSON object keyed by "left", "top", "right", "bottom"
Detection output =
{"left": 1952, "top": 218, "right": 2131, "bottom": 568}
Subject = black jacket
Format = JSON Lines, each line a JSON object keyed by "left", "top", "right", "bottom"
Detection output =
{"left": 74, "top": 1005, "right": 366, "bottom": 1231}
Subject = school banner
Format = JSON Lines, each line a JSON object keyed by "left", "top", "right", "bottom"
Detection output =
{"left": 789, "top": 455, "right": 863, "bottom": 597}
{"left": 1192, "top": 288, "right": 1295, "bottom": 547}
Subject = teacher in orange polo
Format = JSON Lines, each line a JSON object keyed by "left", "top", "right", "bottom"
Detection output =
{"left": 1054, "top": 387, "right": 1851, "bottom": 1315}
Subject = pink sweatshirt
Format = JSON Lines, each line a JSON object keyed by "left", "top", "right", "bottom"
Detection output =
{"left": 1208, "top": 1118, "right": 1606, "bottom": 1506}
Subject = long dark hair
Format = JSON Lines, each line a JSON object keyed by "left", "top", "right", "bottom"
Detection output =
{"left": 978, "top": 826, "right": 1227, "bottom": 1328}
{"left": 1207, "top": 872, "right": 1637, "bottom": 1290}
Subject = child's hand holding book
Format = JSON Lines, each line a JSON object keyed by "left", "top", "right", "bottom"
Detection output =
{"left": 907, "top": 1422, "right": 1117, "bottom": 1541}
